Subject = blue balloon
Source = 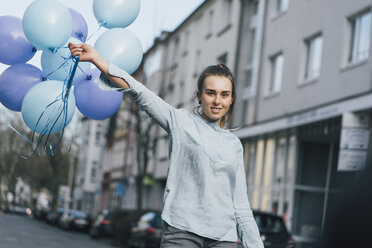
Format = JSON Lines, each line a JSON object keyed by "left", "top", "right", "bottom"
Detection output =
{"left": 21, "top": 80, "right": 76, "bottom": 134}
{"left": 0, "top": 16, "right": 36, "bottom": 65}
{"left": 74, "top": 69, "right": 122, "bottom": 120}
{"left": 94, "top": 28, "right": 143, "bottom": 74}
{"left": 0, "top": 64, "right": 45, "bottom": 112}
{"left": 68, "top": 8, "right": 88, "bottom": 42}
{"left": 41, "top": 38, "right": 91, "bottom": 84}
{"left": 22, "top": 0, "right": 72, "bottom": 52}
{"left": 93, "top": 0, "right": 140, "bottom": 28}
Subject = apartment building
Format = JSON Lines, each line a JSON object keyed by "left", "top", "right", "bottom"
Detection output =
{"left": 73, "top": 118, "right": 107, "bottom": 214}
{"left": 233, "top": 0, "right": 372, "bottom": 247}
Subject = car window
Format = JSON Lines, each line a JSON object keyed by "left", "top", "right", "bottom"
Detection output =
{"left": 74, "top": 211, "right": 87, "bottom": 218}
{"left": 150, "top": 215, "right": 163, "bottom": 228}
{"left": 139, "top": 212, "right": 156, "bottom": 222}
{"left": 254, "top": 214, "right": 287, "bottom": 234}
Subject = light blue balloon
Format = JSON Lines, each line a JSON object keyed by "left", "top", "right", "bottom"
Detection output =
{"left": 41, "top": 38, "right": 91, "bottom": 85}
{"left": 93, "top": 0, "right": 140, "bottom": 28}
{"left": 23, "top": 0, "right": 72, "bottom": 52}
{"left": 21, "top": 80, "right": 76, "bottom": 134}
{"left": 94, "top": 28, "right": 143, "bottom": 74}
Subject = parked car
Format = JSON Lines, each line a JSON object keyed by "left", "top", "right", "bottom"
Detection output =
{"left": 46, "top": 208, "right": 65, "bottom": 225}
{"left": 34, "top": 207, "right": 49, "bottom": 220}
{"left": 4, "top": 204, "right": 32, "bottom": 216}
{"left": 59, "top": 209, "right": 91, "bottom": 231}
{"left": 89, "top": 210, "right": 113, "bottom": 238}
{"left": 127, "top": 211, "right": 163, "bottom": 248}
{"left": 238, "top": 211, "right": 295, "bottom": 248}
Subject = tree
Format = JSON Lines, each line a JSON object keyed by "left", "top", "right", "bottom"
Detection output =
{"left": 0, "top": 114, "right": 77, "bottom": 211}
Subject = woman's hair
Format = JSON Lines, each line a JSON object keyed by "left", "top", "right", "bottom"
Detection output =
{"left": 195, "top": 64, "right": 235, "bottom": 127}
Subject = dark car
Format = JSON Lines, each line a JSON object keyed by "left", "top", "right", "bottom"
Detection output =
{"left": 59, "top": 209, "right": 91, "bottom": 231}
{"left": 46, "top": 208, "right": 65, "bottom": 225}
{"left": 238, "top": 211, "right": 295, "bottom": 248}
{"left": 127, "top": 211, "right": 163, "bottom": 248}
{"left": 90, "top": 210, "right": 113, "bottom": 238}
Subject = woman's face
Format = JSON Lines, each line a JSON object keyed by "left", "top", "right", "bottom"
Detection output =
{"left": 198, "top": 75, "right": 234, "bottom": 125}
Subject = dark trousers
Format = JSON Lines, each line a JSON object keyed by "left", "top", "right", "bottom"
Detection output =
{"left": 160, "top": 222, "right": 237, "bottom": 248}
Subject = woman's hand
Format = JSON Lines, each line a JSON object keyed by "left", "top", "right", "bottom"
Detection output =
{"left": 68, "top": 42, "right": 130, "bottom": 89}
{"left": 68, "top": 42, "right": 99, "bottom": 63}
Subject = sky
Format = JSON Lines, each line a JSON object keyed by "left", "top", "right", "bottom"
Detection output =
{"left": 0, "top": 0, "right": 204, "bottom": 115}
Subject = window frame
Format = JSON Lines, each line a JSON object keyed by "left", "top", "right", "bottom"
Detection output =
{"left": 348, "top": 9, "right": 371, "bottom": 64}
{"left": 303, "top": 33, "right": 323, "bottom": 83}
{"left": 266, "top": 52, "right": 284, "bottom": 96}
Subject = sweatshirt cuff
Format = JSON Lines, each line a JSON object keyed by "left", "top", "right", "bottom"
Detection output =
{"left": 97, "top": 63, "right": 136, "bottom": 92}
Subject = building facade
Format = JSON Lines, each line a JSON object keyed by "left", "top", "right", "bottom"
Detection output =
{"left": 233, "top": 0, "right": 372, "bottom": 247}
{"left": 73, "top": 118, "right": 107, "bottom": 214}
{"left": 76, "top": 1, "right": 372, "bottom": 247}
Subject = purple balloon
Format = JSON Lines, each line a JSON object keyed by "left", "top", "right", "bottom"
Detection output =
{"left": 68, "top": 8, "right": 88, "bottom": 42}
{"left": 74, "top": 69, "right": 122, "bottom": 120}
{"left": 0, "top": 63, "right": 45, "bottom": 111}
{"left": 0, "top": 16, "right": 37, "bottom": 65}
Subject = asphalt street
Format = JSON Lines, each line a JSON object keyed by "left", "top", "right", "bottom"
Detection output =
{"left": 0, "top": 212, "right": 117, "bottom": 248}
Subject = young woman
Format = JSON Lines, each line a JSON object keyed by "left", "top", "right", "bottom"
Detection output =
{"left": 69, "top": 43, "right": 264, "bottom": 248}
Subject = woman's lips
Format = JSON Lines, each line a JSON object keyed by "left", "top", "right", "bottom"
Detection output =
{"left": 211, "top": 107, "right": 222, "bottom": 114}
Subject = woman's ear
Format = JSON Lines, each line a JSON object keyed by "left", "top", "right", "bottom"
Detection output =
{"left": 197, "top": 91, "right": 201, "bottom": 102}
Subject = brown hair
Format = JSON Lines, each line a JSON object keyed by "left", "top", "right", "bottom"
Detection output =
{"left": 195, "top": 64, "right": 235, "bottom": 128}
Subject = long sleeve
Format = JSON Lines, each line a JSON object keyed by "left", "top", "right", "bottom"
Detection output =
{"left": 233, "top": 143, "right": 264, "bottom": 248}
{"left": 98, "top": 63, "right": 176, "bottom": 133}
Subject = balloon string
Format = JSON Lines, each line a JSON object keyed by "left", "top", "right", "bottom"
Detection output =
{"left": 49, "top": 55, "right": 80, "bottom": 154}
{"left": 45, "top": 55, "right": 70, "bottom": 78}
{"left": 7, "top": 124, "right": 33, "bottom": 144}
{"left": 9, "top": 55, "right": 80, "bottom": 156}
{"left": 85, "top": 23, "right": 105, "bottom": 42}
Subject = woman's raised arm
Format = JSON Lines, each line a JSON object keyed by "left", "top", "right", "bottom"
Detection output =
{"left": 68, "top": 42, "right": 178, "bottom": 133}
{"left": 69, "top": 42, "right": 130, "bottom": 89}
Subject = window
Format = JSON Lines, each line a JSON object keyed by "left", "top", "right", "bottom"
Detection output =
{"left": 183, "top": 31, "right": 189, "bottom": 55}
{"left": 95, "top": 130, "right": 101, "bottom": 146}
{"left": 217, "top": 52, "right": 228, "bottom": 65}
{"left": 172, "top": 37, "right": 180, "bottom": 64}
{"left": 277, "top": 0, "right": 289, "bottom": 14}
{"left": 349, "top": 11, "right": 371, "bottom": 63}
{"left": 91, "top": 161, "right": 98, "bottom": 182}
{"left": 206, "top": 10, "right": 214, "bottom": 38}
{"left": 222, "top": 0, "right": 232, "bottom": 27}
{"left": 193, "top": 50, "right": 201, "bottom": 78}
{"left": 268, "top": 53, "right": 284, "bottom": 94}
{"left": 304, "top": 34, "right": 323, "bottom": 80}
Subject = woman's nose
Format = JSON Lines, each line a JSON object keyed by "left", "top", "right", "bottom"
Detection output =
{"left": 213, "top": 95, "right": 221, "bottom": 105}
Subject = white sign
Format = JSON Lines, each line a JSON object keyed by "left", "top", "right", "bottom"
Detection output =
{"left": 340, "top": 128, "right": 370, "bottom": 149}
{"left": 338, "top": 150, "right": 368, "bottom": 171}
{"left": 338, "top": 112, "right": 370, "bottom": 171}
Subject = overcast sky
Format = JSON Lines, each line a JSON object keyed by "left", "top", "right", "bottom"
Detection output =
{"left": 0, "top": 0, "right": 204, "bottom": 114}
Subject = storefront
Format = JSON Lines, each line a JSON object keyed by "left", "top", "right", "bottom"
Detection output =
{"left": 236, "top": 96, "right": 372, "bottom": 248}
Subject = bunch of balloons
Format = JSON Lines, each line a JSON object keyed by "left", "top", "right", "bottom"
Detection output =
{"left": 0, "top": 0, "right": 143, "bottom": 147}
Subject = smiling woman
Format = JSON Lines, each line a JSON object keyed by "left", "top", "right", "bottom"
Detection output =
{"left": 68, "top": 40, "right": 264, "bottom": 248}
{"left": 196, "top": 64, "right": 235, "bottom": 128}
